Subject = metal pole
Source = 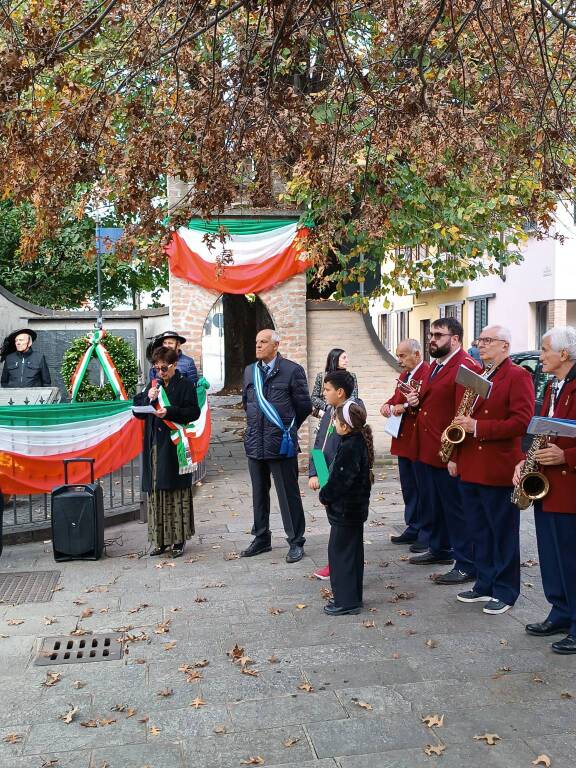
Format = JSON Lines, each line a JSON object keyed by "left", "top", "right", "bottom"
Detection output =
{"left": 95, "top": 214, "right": 103, "bottom": 330}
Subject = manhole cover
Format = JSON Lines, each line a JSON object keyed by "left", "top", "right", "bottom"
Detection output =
{"left": 35, "top": 633, "right": 123, "bottom": 665}
{"left": 0, "top": 571, "right": 61, "bottom": 604}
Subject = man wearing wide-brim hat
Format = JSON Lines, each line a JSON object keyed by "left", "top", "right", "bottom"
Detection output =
{"left": 1, "top": 328, "right": 51, "bottom": 388}
{"left": 147, "top": 330, "right": 198, "bottom": 385}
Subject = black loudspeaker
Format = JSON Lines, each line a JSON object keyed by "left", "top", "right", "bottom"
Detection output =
{"left": 51, "top": 459, "right": 104, "bottom": 561}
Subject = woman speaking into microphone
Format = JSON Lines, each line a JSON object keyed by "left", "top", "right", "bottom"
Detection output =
{"left": 133, "top": 347, "right": 200, "bottom": 558}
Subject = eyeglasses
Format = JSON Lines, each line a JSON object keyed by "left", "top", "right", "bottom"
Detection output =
{"left": 157, "top": 364, "right": 174, "bottom": 372}
{"left": 427, "top": 332, "right": 452, "bottom": 340}
{"left": 476, "top": 337, "right": 505, "bottom": 345}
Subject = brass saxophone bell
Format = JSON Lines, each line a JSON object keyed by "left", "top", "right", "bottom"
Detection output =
{"left": 519, "top": 471, "right": 550, "bottom": 501}
{"left": 442, "top": 423, "right": 466, "bottom": 445}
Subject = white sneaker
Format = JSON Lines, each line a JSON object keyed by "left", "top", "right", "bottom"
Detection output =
{"left": 483, "top": 599, "right": 511, "bottom": 615}
{"left": 457, "top": 590, "right": 492, "bottom": 603}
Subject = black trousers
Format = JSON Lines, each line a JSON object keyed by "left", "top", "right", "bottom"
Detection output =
{"left": 328, "top": 522, "right": 364, "bottom": 608}
{"left": 248, "top": 457, "right": 306, "bottom": 547}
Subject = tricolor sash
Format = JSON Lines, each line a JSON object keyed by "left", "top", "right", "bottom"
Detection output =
{"left": 252, "top": 363, "right": 296, "bottom": 458}
{"left": 156, "top": 378, "right": 210, "bottom": 474}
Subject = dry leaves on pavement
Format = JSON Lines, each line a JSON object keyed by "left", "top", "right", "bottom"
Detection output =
{"left": 240, "top": 758, "right": 264, "bottom": 766}
{"left": 282, "top": 736, "right": 300, "bottom": 747}
{"left": 157, "top": 688, "right": 173, "bottom": 698}
{"left": 213, "top": 725, "right": 227, "bottom": 734}
{"left": 352, "top": 699, "right": 373, "bottom": 711}
{"left": 474, "top": 733, "right": 501, "bottom": 746}
{"left": 268, "top": 607, "right": 285, "bottom": 616}
{"left": 164, "top": 641, "right": 177, "bottom": 651}
{"left": 43, "top": 617, "right": 58, "bottom": 625}
{"left": 80, "top": 608, "right": 94, "bottom": 619}
{"left": 295, "top": 604, "right": 307, "bottom": 610}
{"left": 154, "top": 620, "right": 171, "bottom": 634}
{"left": 128, "top": 604, "right": 150, "bottom": 614}
{"left": 6, "top": 619, "right": 25, "bottom": 626}
{"left": 425, "top": 639, "right": 439, "bottom": 649}
{"left": 190, "top": 697, "right": 206, "bottom": 709}
{"left": 424, "top": 744, "right": 446, "bottom": 756}
{"left": 422, "top": 714, "right": 444, "bottom": 728}
{"left": 298, "top": 681, "right": 314, "bottom": 692}
{"left": 149, "top": 726, "right": 161, "bottom": 737}
{"left": 59, "top": 705, "right": 79, "bottom": 724}
{"left": 72, "top": 680, "right": 86, "bottom": 689}
{"left": 532, "top": 756, "right": 551, "bottom": 767}
{"left": 3, "top": 734, "right": 23, "bottom": 743}
{"left": 42, "top": 671, "right": 62, "bottom": 687}
{"left": 362, "top": 620, "right": 376, "bottom": 628}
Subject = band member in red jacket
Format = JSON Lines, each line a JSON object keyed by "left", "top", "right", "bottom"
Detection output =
{"left": 451, "top": 326, "right": 534, "bottom": 614}
{"left": 405, "top": 317, "right": 481, "bottom": 584}
{"left": 514, "top": 326, "right": 576, "bottom": 654}
{"left": 380, "top": 339, "right": 429, "bottom": 550}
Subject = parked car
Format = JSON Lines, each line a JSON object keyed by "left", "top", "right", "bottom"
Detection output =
{"left": 510, "top": 350, "right": 551, "bottom": 415}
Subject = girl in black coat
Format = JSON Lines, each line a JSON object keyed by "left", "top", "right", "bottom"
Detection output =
{"left": 134, "top": 347, "right": 200, "bottom": 558}
{"left": 319, "top": 400, "right": 374, "bottom": 615}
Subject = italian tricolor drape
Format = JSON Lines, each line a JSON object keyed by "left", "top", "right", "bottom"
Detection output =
{"left": 167, "top": 218, "right": 310, "bottom": 293}
{"left": 0, "top": 387, "right": 211, "bottom": 495}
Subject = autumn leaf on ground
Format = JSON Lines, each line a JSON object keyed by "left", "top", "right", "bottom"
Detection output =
{"left": 164, "top": 641, "right": 177, "bottom": 651}
{"left": 186, "top": 670, "right": 203, "bottom": 682}
{"left": 474, "top": 733, "right": 501, "bottom": 746}
{"left": 149, "top": 726, "right": 161, "bottom": 736}
{"left": 240, "top": 758, "right": 264, "bottom": 766}
{"left": 43, "top": 616, "right": 58, "bottom": 625}
{"left": 73, "top": 598, "right": 86, "bottom": 605}
{"left": 227, "top": 643, "right": 245, "bottom": 661}
{"left": 155, "top": 560, "right": 175, "bottom": 569}
{"left": 194, "top": 596, "right": 208, "bottom": 603}
{"left": 43, "top": 671, "right": 62, "bottom": 687}
{"left": 157, "top": 688, "right": 173, "bottom": 697}
{"left": 190, "top": 697, "right": 206, "bottom": 709}
{"left": 362, "top": 620, "right": 376, "bottom": 628}
{"left": 320, "top": 587, "right": 333, "bottom": 601}
{"left": 128, "top": 604, "right": 150, "bottom": 614}
{"left": 268, "top": 655, "right": 279, "bottom": 664}
{"left": 59, "top": 705, "right": 79, "bottom": 724}
{"left": 72, "top": 680, "right": 86, "bottom": 689}
{"left": 3, "top": 733, "right": 23, "bottom": 743}
{"left": 533, "top": 675, "right": 544, "bottom": 683}
{"left": 154, "top": 619, "right": 171, "bottom": 634}
{"left": 213, "top": 725, "right": 227, "bottom": 734}
{"left": 98, "top": 718, "right": 116, "bottom": 726}
{"left": 224, "top": 551, "right": 240, "bottom": 560}
{"left": 298, "top": 681, "right": 314, "bottom": 692}
{"left": 352, "top": 699, "right": 373, "bottom": 710}
{"left": 80, "top": 608, "right": 94, "bottom": 619}
{"left": 40, "top": 759, "right": 60, "bottom": 767}
{"left": 242, "top": 667, "right": 259, "bottom": 677}
{"left": 521, "top": 559, "right": 539, "bottom": 567}
{"left": 6, "top": 619, "right": 24, "bottom": 626}
{"left": 532, "top": 755, "right": 551, "bottom": 767}
{"left": 282, "top": 736, "right": 300, "bottom": 747}
{"left": 194, "top": 659, "right": 209, "bottom": 668}
{"left": 397, "top": 609, "right": 412, "bottom": 617}
{"left": 70, "top": 628, "right": 90, "bottom": 636}
{"left": 560, "top": 691, "right": 574, "bottom": 699}
{"left": 203, "top": 582, "right": 227, "bottom": 588}
{"left": 422, "top": 714, "right": 444, "bottom": 728}
{"left": 424, "top": 744, "right": 446, "bottom": 756}
{"left": 80, "top": 720, "right": 98, "bottom": 728}
{"left": 268, "top": 607, "right": 285, "bottom": 616}
{"left": 295, "top": 604, "right": 307, "bottom": 610}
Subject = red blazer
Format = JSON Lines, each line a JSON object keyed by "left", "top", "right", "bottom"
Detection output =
{"left": 386, "top": 361, "right": 430, "bottom": 460}
{"left": 538, "top": 370, "right": 576, "bottom": 514}
{"left": 412, "top": 348, "right": 481, "bottom": 468}
{"left": 455, "top": 359, "right": 534, "bottom": 486}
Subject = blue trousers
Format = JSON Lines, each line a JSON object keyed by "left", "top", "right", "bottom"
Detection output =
{"left": 397, "top": 456, "right": 427, "bottom": 544}
{"left": 534, "top": 505, "right": 576, "bottom": 635}
{"left": 460, "top": 482, "right": 520, "bottom": 605}
{"left": 417, "top": 462, "right": 475, "bottom": 576}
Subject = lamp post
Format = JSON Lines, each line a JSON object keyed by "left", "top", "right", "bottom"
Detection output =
{"left": 94, "top": 213, "right": 103, "bottom": 330}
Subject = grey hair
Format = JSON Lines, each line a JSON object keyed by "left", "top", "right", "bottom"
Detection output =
{"left": 400, "top": 338, "right": 421, "bottom": 354}
{"left": 270, "top": 330, "right": 281, "bottom": 343}
{"left": 543, "top": 326, "right": 576, "bottom": 360}
{"left": 483, "top": 325, "right": 511, "bottom": 344}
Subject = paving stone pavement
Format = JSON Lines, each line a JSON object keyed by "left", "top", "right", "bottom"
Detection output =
{"left": 1, "top": 396, "right": 575, "bottom": 768}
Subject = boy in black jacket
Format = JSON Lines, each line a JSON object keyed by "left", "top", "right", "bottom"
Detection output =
{"left": 320, "top": 401, "right": 374, "bottom": 616}
{"left": 309, "top": 370, "right": 358, "bottom": 580}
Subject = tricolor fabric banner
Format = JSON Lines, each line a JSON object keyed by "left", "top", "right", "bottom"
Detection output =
{"left": 70, "top": 329, "right": 128, "bottom": 401}
{"left": 0, "top": 386, "right": 212, "bottom": 495}
{"left": 167, "top": 218, "right": 311, "bottom": 294}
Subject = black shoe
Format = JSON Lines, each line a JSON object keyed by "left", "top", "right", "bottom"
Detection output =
{"left": 409, "top": 542, "right": 429, "bottom": 554}
{"left": 323, "top": 603, "right": 361, "bottom": 616}
{"left": 551, "top": 635, "right": 576, "bottom": 654}
{"left": 525, "top": 620, "right": 571, "bottom": 637}
{"left": 171, "top": 542, "right": 185, "bottom": 558}
{"left": 434, "top": 568, "right": 475, "bottom": 585}
{"left": 240, "top": 540, "right": 272, "bottom": 558}
{"left": 390, "top": 531, "right": 417, "bottom": 545}
{"left": 149, "top": 546, "right": 167, "bottom": 557}
{"left": 409, "top": 552, "right": 454, "bottom": 565}
{"left": 286, "top": 544, "right": 304, "bottom": 563}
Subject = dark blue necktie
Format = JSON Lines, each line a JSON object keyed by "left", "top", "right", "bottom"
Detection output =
{"left": 430, "top": 363, "right": 443, "bottom": 380}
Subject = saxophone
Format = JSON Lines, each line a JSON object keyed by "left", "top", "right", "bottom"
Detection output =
{"left": 439, "top": 363, "right": 494, "bottom": 464}
{"left": 511, "top": 434, "right": 550, "bottom": 510}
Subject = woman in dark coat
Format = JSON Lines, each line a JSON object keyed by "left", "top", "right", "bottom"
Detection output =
{"left": 311, "top": 348, "right": 358, "bottom": 418}
{"left": 134, "top": 347, "right": 200, "bottom": 557}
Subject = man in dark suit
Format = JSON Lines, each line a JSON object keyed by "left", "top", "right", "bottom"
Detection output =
{"left": 405, "top": 317, "right": 481, "bottom": 584}
{"left": 1, "top": 328, "right": 51, "bottom": 388}
{"left": 515, "top": 326, "right": 576, "bottom": 654}
{"left": 380, "top": 339, "right": 430, "bottom": 550}
{"left": 241, "top": 329, "right": 312, "bottom": 563}
{"left": 452, "top": 325, "right": 534, "bottom": 614}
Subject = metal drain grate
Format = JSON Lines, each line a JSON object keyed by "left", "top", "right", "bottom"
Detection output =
{"left": 0, "top": 571, "right": 61, "bottom": 604}
{"left": 35, "top": 633, "right": 123, "bottom": 665}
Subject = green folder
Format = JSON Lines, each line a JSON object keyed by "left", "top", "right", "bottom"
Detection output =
{"left": 311, "top": 448, "right": 330, "bottom": 488}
